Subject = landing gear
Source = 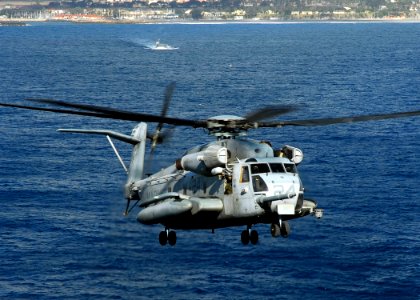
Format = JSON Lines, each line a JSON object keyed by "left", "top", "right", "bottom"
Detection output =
{"left": 168, "top": 230, "right": 177, "bottom": 246}
{"left": 271, "top": 221, "right": 290, "bottom": 238}
{"left": 241, "top": 230, "right": 249, "bottom": 245}
{"left": 241, "top": 226, "right": 258, "bottom": 245}
{"left": 159, "top": 231, "right": 168, "bottom": 245}
{"left": 250, "top": 230, "right": 259, "bottom": 245}
{"left": 159, "top": 229, "right": 177, "bottom": 246}
{"left": 280, "top": 221, "right": 290, "bottom": 238}
{"left": 271, "top": 223, "right": 281, "bottom": 237}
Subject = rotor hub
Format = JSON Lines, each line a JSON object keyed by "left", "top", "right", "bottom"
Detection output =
{"left": 206, "top": 115, "right": 249, "bottom": 137}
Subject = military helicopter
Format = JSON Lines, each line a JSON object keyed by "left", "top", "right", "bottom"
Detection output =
{"left": 1, "top": 83, "right": 419, "bottom": 246}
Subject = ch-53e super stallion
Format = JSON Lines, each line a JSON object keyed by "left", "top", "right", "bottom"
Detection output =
{"left": 1, "top": 83, "right": 419, "bottom": 246}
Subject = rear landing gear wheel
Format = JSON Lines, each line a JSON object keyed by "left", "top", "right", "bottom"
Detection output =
{"left": 168, "top": 231, "right": 177, "bottom": 246}
{"left": 250, "top": 230, "right": 258, "bottom": 245}
{"left": 280, "top": 221, "right": 290, "bottom": 238}
{"left": 159, "top": 231, "right": 167, "bottom": 246}
{"left": 241, "top": 228, "right": 258, "bottom": 245}
{"left": 241, "top": 230, "right": 249, "bottom": 245}
{"left": 159, "top": 229, "right": 177, "bottom": 246}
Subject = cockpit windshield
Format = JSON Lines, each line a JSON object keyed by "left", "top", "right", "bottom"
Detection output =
{"left": 249, "top": 162, "right": 297, "bottom": 174}
{"left": 250, "top": 163, "right": 270, "bottom": 174}
{"left": 269, "top": 163, "right": 285, "bottom": 173}
{"left": 284, "top": 163, "right": 297, "bottom": 173}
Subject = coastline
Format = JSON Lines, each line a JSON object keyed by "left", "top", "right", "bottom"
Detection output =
{"left": 2, "top": 17, "right": 420, "bottom": 25}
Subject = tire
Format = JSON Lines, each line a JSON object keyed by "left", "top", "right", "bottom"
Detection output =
{"left": 250, "top": 230, "right": 259, "bottom": 245}
{"left": 280, "top": 221, "right": 290, "bottom": 238}
{"left": 241, "top": 230, "right": 250, "bottom": 245}
{"left": 168, "top": 231, "right": 177, "bottom": 246}
{"left": 159, "top": 231, "right": 167, "bottom": 246}
{"left": 271, "top": 223, "right": 281, "bottom": 237}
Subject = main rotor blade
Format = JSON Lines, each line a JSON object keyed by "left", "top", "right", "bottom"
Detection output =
{"left": 244, "top": 105, "right": 296, "bottom": 123}
{"left": 258, "top": 110, "right": 420, "bottom": 127}
{"left": 0, "top": 102, "right": 121, "bottom": 119}
{"left": 161, "top": 82, "right": 176, "bottom": 118}
{"left": 22, "top": 98, "right": 206, "bottom": 127}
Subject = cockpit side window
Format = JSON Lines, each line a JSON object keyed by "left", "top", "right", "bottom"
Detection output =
{"left": 284, "top": 163, "right": 297, "bottom": 173}
{"left": 250, "top": 163, "right": 270, "bottom": 174}
{"left": 252, "top": 175, "right": 268, "bottom": 192}
{"left": 270, "top": 163, "right": 285, "bottom": 173}
{"left": 240, "top": 166, "right": 250, "bottom": 183}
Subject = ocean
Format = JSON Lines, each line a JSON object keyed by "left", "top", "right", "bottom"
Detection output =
{"left": 0, "top": 22, "right": 419, "bottom": 299}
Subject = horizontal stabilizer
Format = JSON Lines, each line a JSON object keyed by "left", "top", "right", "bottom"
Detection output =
{"left": 58, "top": 129, "right": 141, "bottom": 145}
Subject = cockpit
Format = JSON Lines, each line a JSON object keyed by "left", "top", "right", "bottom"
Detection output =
{"left": 239, "top": 158, "right": 299, "bottom": 194}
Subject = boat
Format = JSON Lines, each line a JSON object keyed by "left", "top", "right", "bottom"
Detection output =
{"left": 152, "top": 40, "right": 178, "bottom": 51}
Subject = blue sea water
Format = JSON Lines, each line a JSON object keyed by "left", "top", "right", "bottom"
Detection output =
{"left": 0, "top": 22, "right": 419, "bottom": 299}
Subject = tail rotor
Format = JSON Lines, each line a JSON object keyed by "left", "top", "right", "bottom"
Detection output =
{"left": 146, "top": 82, "right": 176, "bottom": 173}
{"left": 151, "top": 81, "right": 176, "bottom": 153}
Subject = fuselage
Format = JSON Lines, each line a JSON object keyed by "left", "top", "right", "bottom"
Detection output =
{"left": 134, "top": 138, "right": 307, "bottom": 230}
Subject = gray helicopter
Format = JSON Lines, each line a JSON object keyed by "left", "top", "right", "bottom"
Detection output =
{"left": 1, "top": 83, "right": 419, "bottom": 246}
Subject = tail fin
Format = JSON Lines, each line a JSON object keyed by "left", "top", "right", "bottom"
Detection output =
{"left": 127, "top": 123, "right": 147, "bottom": 183}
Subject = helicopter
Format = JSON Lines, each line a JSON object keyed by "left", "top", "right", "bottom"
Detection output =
{"left": 1, "top": 83, "right": 419, "bottom": 246}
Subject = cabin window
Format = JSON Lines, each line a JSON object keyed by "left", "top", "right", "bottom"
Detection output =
{"left": 252, "top": 175, "right": 268, "bottom": 192}
{"left": 250, "top": 163, "right": 270, "bottom": 174}
{"left": 240, "top": 166, "right": 250, "bottom": 183}
{"left": 270, "top": 163, "right": 285, "bottom": 173}
{"left": 284, "top": 163, "right": 297, "bottom": 173}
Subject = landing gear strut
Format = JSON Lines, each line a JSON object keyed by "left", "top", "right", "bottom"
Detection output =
{"left": 241, "top": 226, "right": 258, "bottom": 245}
{"left": 159, "top": 229, "right": 177, "bottom": 246}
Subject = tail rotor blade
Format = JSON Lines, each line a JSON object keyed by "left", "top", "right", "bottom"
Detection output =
{"left": 146, "top": 82, "right": 176, "bottom": 173}
{"left": 151, "top": 82, "right": 176, "bottom": 152}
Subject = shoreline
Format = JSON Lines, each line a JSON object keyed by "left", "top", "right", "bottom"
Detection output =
{"left": 2, "top": 17, "right": 420, "bottom": 25}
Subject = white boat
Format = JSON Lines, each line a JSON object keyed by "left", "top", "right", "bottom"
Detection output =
{"left": 152, "top": 40, "right": 178, "bottom": 51}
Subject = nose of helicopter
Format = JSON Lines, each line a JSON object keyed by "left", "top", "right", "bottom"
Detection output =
{"left": 252, "top": 171, "right": 301, "bottom": 216}
{"left": 268, "top": 174, "right": 301, "bottom": 215}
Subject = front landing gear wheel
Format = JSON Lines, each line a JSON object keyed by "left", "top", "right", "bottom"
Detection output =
{"left": 280, "top": 221, "right": 290, "bottom": 238}
{"left": 271, "top": 223, "right": 281, "bottom": 237}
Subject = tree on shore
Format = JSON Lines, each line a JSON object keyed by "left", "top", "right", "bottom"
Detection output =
{"left": 191, "top": 8, "right": 203, "bottom": 19}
